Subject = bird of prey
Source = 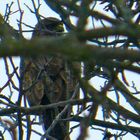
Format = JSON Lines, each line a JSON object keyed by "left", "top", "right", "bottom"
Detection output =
{"left": 21, "top": 17, "right": 79, "bottom": 140}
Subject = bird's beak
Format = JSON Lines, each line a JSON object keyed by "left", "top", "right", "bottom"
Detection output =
{"left": 56, "top": 24, "right": 64, "bottom": 32}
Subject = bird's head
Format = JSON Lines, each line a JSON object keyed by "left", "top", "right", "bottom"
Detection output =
{"left": 32, "top": 17, "right": 64, "bottom": 37}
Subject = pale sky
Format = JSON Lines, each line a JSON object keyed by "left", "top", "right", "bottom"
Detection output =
{"left": 0, "top": 1, "right": 139, "bottom": 140}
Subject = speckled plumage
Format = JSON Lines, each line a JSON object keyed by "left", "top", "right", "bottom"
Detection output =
{"left": 21, "top": 17, "right": 79, "bottom": 140}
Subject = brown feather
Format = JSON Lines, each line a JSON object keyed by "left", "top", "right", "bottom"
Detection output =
{"left": 22, "top": 17, "right": 80, "bottom": 140}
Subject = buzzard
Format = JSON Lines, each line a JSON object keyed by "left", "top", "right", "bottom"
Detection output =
{"left": 22, "top": 17, "right": 79, "bottom": 140}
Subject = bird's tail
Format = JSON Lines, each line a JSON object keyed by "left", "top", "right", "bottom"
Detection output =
{"left": 41, "top": 95, "right": 69, "bottom": 140}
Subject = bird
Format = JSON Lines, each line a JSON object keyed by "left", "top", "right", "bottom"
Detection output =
{"left": 21, "top": 17, "right": 79, "bottom": 140}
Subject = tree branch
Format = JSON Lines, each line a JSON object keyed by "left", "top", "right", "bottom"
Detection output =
{"left": 71, "top": 116, "right": 140, "bottom": 134}
{"left": 0, "top": 35, "right": 140, "bottom": 63}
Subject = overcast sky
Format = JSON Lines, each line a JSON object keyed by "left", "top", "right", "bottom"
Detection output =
{"left": 0, "top": 1, "right": 139, "bottom": 140}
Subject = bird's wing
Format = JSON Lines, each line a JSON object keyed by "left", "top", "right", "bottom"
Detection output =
{"left": 22, "top": 58, "right": 45, "bottom": 106}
